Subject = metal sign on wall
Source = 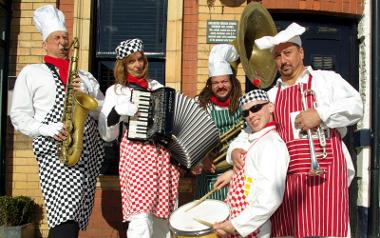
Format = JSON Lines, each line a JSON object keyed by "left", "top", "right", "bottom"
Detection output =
{"left": 207, "top": 20, "right": 238, "bottom": 44}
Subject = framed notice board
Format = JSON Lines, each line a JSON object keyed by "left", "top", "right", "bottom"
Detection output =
{"left": 207, "top": 20, "right": 238, "bottom": 44}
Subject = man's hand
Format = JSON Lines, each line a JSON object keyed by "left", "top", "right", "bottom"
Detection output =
{"left": 38, "top": 122, "right": 68, "bottom": 141}
{"left": 191, "top": 157, "right": 216, "bottom": 175}
{"left": 231, "top": 148, "right": 246, "bottom": 174}
{"left": 214, "top": 170, "right": 233, "bottom": 190}
{"left": 191, "top": 164, "right": 203, "bottom": 175}
{"left": 71, "top": 77, "right": 82, "bottom": 91}
{"left": 295, "top": 108, "right": 321, "bottom": 131}
{"left": 213, "top": 220, "right": 236, "bottom": 237}
{"left": 202, "top": 157, "right": 216, "bottom": 173}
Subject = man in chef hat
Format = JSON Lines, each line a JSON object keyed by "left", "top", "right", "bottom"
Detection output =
{"left": 10, "top": 5, "right": 104, "bottom": 238}
{"left": 228, "top": 22, "right": 363, "bottom": 237}
{"left": 193, "top": 44, "right": 243, "bottom": 201}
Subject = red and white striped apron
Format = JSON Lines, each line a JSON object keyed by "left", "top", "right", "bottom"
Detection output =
{"left": 271, "top": 75, "right": 348, "bottom": 237}
{"left": 224, "top": 130, "right": 274, "bottom": 238}
{"left": 119, "top": 133, "right": 180, "bottom": 221}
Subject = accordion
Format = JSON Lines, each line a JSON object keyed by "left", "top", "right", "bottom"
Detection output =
{"left": 128, "top": 87, "right": 220, "bottom": 169}
{"left": 128, "top": 87, "right": 175, "bottom": 145}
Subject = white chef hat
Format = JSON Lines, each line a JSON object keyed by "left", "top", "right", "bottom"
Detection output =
{"left": 208, "top": 44, "right": 239, "bottom": 77}
{"left": 33, "top": 5, "right": 67, "bottom": 41}
{"left": 255, "top": 22, "right": 306, "bottom": 50}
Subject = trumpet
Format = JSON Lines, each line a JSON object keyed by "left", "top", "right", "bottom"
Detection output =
{"left": 299, "top": 83, "right": 327, "bottom": 176}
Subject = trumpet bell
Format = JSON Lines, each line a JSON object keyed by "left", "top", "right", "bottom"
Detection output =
{"left": 237, "top": 2, "right": 277, "bottom": 89}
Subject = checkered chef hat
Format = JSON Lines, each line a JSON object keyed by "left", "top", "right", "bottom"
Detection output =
{"left": 33, "top": 5, "right": 67, "bottom": 41}
{"left": 239, "top": 89, "right": 269, "bottom": 106}
{"left": 115, "top": 39, "right": 144, "bottom": 60}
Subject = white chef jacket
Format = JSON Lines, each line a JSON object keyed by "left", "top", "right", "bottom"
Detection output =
{"left": 228, "top": 125, "right": 289, "bottom": 237}
{"left": 227, "top": 66, "right": 363, "bottom": 184}
{"left": 10, "top": 63, "right": 104, "bottom": 138}
{"left": 98, "top": 80, "right": 163, "bottom": 142}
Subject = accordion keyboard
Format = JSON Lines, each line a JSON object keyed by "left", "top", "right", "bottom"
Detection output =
{"left": 127, "top": 87, "right": 175, "bottom": 144}
{"left": 128, "top": 90, "right": 151, "bottom": 140}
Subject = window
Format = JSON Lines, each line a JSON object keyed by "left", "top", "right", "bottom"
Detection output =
{"left": 92, "top": 0, "right": 168, "bottom": 174}
{"left": 92, "top": 0, "right": 167, "bottom": 91}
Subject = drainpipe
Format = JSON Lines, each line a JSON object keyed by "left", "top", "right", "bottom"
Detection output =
{"left": 0, "top": 0, "right": 11, "bottom": 196}
{"left": 369, "top": 0, "right": 380, "bottom": 237}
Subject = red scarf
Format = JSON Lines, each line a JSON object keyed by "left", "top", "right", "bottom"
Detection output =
{"left": 210, "top": 95, "right": 230, "bottom": 107}
{"left": 44, "top": 55, "right": 69, "bottom": 85}
{"left": 126, "top": 74, "right": 148, "bottom": 90}
{"left": 264, "top": 121, "right": 276, "bottom": 128}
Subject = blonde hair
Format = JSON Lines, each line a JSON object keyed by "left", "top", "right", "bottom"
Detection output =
{"left": 113, "top": 52, "right": 149, "bottom": 86}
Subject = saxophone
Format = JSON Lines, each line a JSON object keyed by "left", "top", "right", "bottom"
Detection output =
{"left": 58, "top": 37, "right": 99, "bottom": 166}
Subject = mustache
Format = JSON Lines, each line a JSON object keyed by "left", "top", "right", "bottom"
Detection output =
{"left": 58, "top": 45, "right": 70, "bottom": 52}
{"left": 216, "top": 88, "right": 228, "bottom": 93}
{"left": 280, "top": 63, "right": 290, "bottom": 70}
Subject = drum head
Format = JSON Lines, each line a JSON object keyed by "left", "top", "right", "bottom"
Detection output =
{"left": 169, "top": 199, "right": 230, "bottom": 236}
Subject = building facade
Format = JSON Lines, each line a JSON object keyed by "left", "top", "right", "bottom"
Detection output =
{"left": 2, "top": 0, "right": 370, "bottom": 237}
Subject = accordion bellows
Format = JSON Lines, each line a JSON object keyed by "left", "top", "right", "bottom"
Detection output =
{"left": 168, "top": 93, "right": 220, "bottom": 169}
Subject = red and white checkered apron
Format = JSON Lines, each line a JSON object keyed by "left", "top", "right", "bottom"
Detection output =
{"left": 271, "top": 75, "right": 348, "bottom": 237}
{"left": 224, "top": 130, "right": 274, "bottom": 238}
{"left": 119, "top": 132, "right": 180, "bottom": 221}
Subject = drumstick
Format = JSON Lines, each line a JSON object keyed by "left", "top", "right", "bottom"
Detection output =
{"left": 185, "top": 187, "right": 219, "bottom": 212}
{"left": 192, "top": 217, "right": 213, "bottom": 228}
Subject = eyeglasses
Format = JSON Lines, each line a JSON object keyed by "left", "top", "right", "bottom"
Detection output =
{"left": 241, "top": 102, "right": 269, "bottom": 117}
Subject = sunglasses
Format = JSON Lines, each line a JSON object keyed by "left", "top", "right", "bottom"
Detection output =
{"left": 242, "top": 102, "right": 269, "bottom": 117}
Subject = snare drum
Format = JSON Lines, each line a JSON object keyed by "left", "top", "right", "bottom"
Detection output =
{"left": 169, "top": 199, "right": 230, "bottom": 238}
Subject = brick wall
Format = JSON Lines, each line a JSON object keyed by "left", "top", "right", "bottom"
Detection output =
{"left": 181, "top": 0, "right": 199, "bottom": 97}
{"left": 9, "top": 1, "right": 74, "bottom": 78}
{"left": 197, "top": 0, "right": 247, "bottom": 94}
{"left": 58, "top": 1, "right": 74, "bottom": 36}
{"left": 260, "top": 0, "right": 363, "bottom": 16}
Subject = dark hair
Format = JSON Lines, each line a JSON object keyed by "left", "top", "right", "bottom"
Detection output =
{"left": 197, "top": 75, "right": 242, "bottom": 114}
